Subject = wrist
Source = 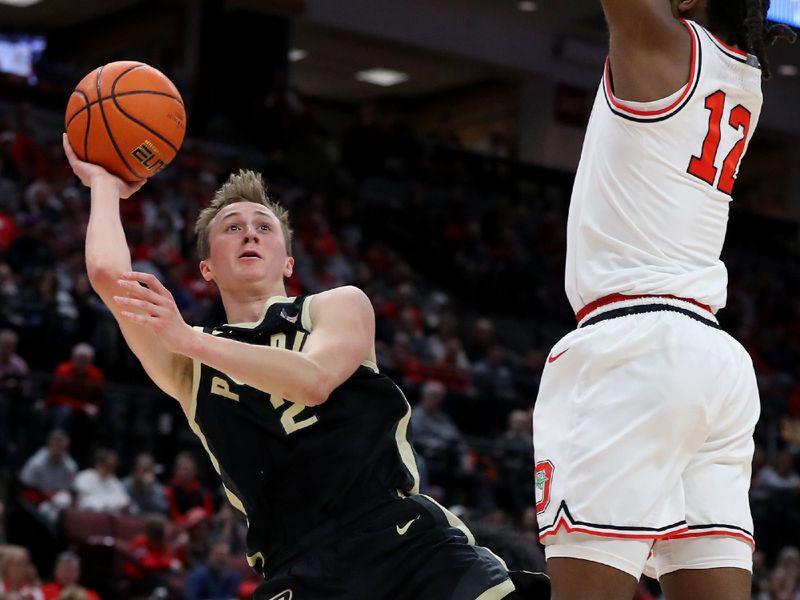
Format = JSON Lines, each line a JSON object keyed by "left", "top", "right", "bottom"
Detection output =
{"left": 179, "top": 325, "right": 204, "bottom": 360}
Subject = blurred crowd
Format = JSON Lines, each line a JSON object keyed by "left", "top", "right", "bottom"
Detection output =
{"left": 0, "top": 96, "right": 798, "bottom": 600}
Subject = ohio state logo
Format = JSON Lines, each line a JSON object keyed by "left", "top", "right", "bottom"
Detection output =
{"left": 535, "top": 460, "right": 554, "bottom": 514}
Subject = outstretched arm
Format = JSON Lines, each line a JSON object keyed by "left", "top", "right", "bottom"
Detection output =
{"left": 64, "top": 135, "right": 193, "bottom": 409}
{"left": 113, "top": 280, "right": 375, "bottom": 407}
{"left": 600, "top": 0, "right": 695, "bottom": 102}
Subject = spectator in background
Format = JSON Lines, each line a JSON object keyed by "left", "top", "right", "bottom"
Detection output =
{"left": 44, "top": 343, "right": 103, "bottom": 464}
{"left": 183, "top": 541, "right": 240, "bottom": 600}
{"left": 124, "top": 453, "right": 169, "bottom": 516}
{"left": 495, "top": 409, "right": 535, "bottom": 515}
{"left": 72, "top": 448, "right": 129, "bottom": 513}
{"left": 0, "top": 545, "right": 44, "bottom": 599}
{"left": 209, "top": 502, "right": 248, "bottom": 557}
{"left": 753, "top": 451, "right": 800, "bottom": 494}
{"left": 178, "top": 507, "right": 213, "bottom": 569}
{"left": 0, "top": 328, "right": 30, "bottom": 464}
{"left": 411, "top": 380, "right": 472, "bottom": 496}
{"left": 19, "top": 430, "right": 77, "bottom": 520}
{"left": 464, "top": 318, "right": 496, "bottom": 363}
{"left": 125, "top": 514, "right": 183, "bottom": 596}
{"left": 758, "top": 546, "right": 800, "bottom": 600}
{"left": 165, "top": 452, "right": 213, "bottom": 525}
{"left": 40, "top": 552, "right": 99, "bottom": 600}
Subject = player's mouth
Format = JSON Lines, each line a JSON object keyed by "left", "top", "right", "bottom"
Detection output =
{"left": 238, "top": 250, "right": 262, "bottom": 260}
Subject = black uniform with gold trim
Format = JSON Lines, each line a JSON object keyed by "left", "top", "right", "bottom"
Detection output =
{"left": 189, "top": 295, "right": 547, "bottom": 600}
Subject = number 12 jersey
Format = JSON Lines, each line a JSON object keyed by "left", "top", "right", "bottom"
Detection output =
{"left": 565, "top": 19, "right": 763, "bottom": 315}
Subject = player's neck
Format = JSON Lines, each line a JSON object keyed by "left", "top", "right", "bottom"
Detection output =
{"left": 221, "top": 283, "right": 289, "bottom": 324}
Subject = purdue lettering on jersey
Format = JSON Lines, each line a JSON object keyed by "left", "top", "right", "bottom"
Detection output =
{"left": 566, "top": 20, "right": 763, "bottom": 315}
{"left": 188, "top": 295, "right": 420, "bottom": 576}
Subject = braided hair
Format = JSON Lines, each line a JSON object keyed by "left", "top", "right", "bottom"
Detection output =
{"left": 706, "top": 0, "right": 797, "bottom": 78}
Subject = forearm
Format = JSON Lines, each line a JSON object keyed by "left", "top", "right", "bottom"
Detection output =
{"left": 183, "top": 328, "right": 331, "bottom": 406}
{"left": 85, "top": 176, "right": 132, "bottom": 286}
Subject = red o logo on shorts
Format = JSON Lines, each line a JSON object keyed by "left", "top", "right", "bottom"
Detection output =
{"left": 534, "top": 460, "right": 554, "bottom": 514}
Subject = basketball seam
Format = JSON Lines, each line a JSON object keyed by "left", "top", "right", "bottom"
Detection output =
{"left": 65, "top": 90, "right": 184, "bottom": 131}
{"left": 96, "top": 65, "right": 142, "bottom": 182}
{"left": 70, "top": 89, "right": 90, "bottom": 162}
{"left": 111, "top": 69, "right": 180, "bottom": 154}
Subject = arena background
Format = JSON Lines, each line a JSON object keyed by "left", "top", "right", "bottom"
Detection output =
{"left": 0, "top": 1, "right": 799, "bottom": 598}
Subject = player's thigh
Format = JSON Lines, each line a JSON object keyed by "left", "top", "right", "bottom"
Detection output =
{"left": 342, "top": 495, "right": 514, "bottom": 600}
{"left": 547, "top": 556, "right": 639, "bottom": 600}
{"left": 253, "top": 550, "right": 345, "bottom": 600}
{"left": 659, "top": 565, "right": 751, "bottom": 600}
{"left": 534, "top": 316, "right": 717, "bottom": 538}
{"left": 678, "top": 338, "right": 759, "bottom": 546}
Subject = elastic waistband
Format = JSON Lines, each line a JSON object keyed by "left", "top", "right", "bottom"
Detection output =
{"left": 577, "top": 294, "right": 720, "bottom": 329}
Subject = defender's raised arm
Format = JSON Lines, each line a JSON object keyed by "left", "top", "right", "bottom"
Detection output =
{"left": 600, "top": 0, "right": 697, "bottom": 101}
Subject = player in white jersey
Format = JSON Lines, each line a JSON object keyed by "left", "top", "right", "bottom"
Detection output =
{"left": 532, "top": 1, "right": 795, "bottom": 599}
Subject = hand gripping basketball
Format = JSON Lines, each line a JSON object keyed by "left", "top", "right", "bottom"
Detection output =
{"left": 62, "top": 134, "right": 144, "bottom": 200}
{"left": 64, "top": 61, "right": 186, "bottom": 182}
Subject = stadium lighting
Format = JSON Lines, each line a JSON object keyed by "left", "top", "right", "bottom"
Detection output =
{"left": 289, "top": 48, "right": 308, "bottom": 62}
{"left": 355, "top": 68, "right": 409, "bottom": 87}
{"left": 777, "top": 64, "right": 798, "bottom": 77}
{"left": 517, "top": 1, "right": 538, "bottom": 12}
{"left": 0, "top": 0, "right": 42, "bottom": 6}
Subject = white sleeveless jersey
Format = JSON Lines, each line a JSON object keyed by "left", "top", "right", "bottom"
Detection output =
{"left": 565, "top": 20, "right": 763, "bottom": 314}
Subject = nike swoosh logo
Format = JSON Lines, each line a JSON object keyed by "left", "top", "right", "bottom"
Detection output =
{"left": 548, "top": 348, "right": 569, "bottom": 363}
{"left": 396, "top": 515, "right": 421, "bottom": 536}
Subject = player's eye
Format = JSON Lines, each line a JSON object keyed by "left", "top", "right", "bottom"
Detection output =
{"left": 226, "top": 224, "right": 241, "bottom": 231}
{"left": 258, "top": 223, "right": 271, "bottom": 231}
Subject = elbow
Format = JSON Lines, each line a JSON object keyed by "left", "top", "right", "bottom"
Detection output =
{"left": 300, "top": 368, "right": 335, "bottom": 407}
{"left": 86, "top": 262, "right": 118, "bottom": 289}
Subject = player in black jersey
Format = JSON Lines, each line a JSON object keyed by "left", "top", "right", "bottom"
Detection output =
{"left": 64, "top": 135, "right": 549, "bottom": 600}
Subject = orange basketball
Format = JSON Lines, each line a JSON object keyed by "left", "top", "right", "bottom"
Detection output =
{"left": 65, "top": 61, "right": 186, "bottom": 183}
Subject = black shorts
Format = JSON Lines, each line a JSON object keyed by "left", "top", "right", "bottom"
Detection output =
{"left": 253, "top": 494, "right": 517, "bottom": 600}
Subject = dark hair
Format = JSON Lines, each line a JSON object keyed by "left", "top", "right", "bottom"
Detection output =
{"left": 707, "top": 0, "right": 797, "bottom": 79}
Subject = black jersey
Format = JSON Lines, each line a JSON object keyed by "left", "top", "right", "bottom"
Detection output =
{"left": 188, "top": 295, "right": 420, "bottom": 576}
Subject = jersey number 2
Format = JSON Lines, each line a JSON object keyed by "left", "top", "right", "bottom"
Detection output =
{"left": 687, "top": 90, "right": 752, "bottom": 195}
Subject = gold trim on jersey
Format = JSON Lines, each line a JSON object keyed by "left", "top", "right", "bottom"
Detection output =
{"left": 224, "top": 295, "right": 297, "bottom": 329}
{"left": 393, "top": 385, "right": 420, "bottom": 495}
{"left": 475, "top": 578, "right": 516, "bottom": 600}
{"left": 301, "top": 293, "right": 314, "bottom": 331}
{"left": 189, "top": 355, "right": 247, "bottom": 516}
{"left": 420, "top": 493, "right": 476, "bottom": 545}
{"left": 361, "top": 360, "right": 379, "bottom": 373}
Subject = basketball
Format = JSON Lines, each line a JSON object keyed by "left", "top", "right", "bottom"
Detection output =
{"left": 64, "top": 61, "right": 186, "bottom": 183}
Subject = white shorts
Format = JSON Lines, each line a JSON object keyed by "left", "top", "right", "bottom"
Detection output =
{"left": 533, "top": 296, "right": 759, "bottom": 579}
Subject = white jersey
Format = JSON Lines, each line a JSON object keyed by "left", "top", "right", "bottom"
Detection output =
{"left": 565, "top": 20, "right": 763, "bottom": 315}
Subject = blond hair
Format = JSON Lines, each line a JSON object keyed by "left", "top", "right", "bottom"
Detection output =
{"left": 194, "top": 169, "right": 293, "bottom": 259}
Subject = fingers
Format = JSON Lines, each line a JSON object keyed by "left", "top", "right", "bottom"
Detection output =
{"left": 113, "top": 295, "right": 160, "bottom": 315}
{"left": 119, "top": 310, "right": 156, "bottom": 325}
{"left": 119, "top": 271, "right": 170, "bottom": 296}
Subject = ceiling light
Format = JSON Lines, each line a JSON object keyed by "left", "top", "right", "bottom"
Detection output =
{"left": 289, "top": 48, "right": 307, "bottom": 62}
{"left": 355, "top": 68, "right": 409, "bottom": 87}
{"left": 777, "top": 64, "right": 798, "bottom": 77}
{"left": 0, "top": 0, "right": 42, "bottom": 5}
{"left": 517, "top": 1, "right": 538, "bottom": 11}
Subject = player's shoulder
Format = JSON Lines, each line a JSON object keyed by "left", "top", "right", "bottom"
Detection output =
{"left": 309, "top": 286, "right": 373, "bottom": 314}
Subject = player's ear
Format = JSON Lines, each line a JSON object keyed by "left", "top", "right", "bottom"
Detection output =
{"left": 675, "top": 0, "right": 704, "bottom": 18}
{"left": 283, "top": 257, "right": 294, "bottom": 279}
{"left": 199, "top": 259, "right": 214, "bottom": 282}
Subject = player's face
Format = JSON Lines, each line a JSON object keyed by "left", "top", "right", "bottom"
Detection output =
{"left": 201, "top": 202, "right": 293, "bottom": 288}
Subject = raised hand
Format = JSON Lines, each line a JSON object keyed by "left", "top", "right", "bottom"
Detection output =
{"left": 113, "top": 271, "right": 194, "bottom": 355}
{"left": 62, "top": 133, "right": 146, "bottom": 199}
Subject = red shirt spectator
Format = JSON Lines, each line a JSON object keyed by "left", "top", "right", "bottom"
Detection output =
{"left": 124, "top": 515, "right": 183, "bottom": 580}
{"left": 165, "top": 452, "right": 214, "bottom": 525}
{"left": 41, "top": 552, "right": 100, "bottom": 600}
{"left": 45, "top": 343, "right": 104, "bottom": 413}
